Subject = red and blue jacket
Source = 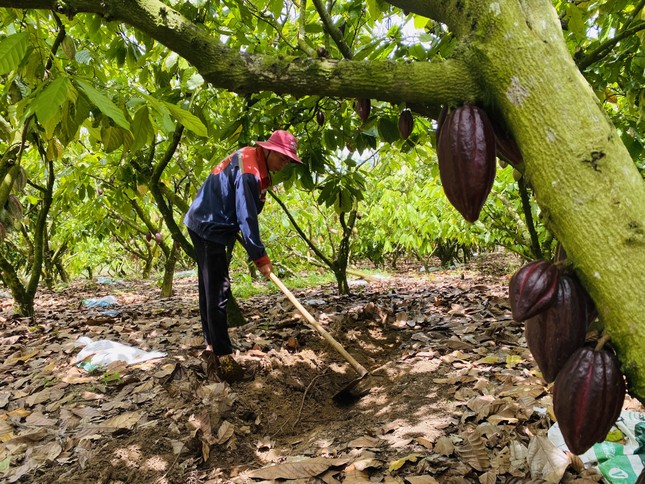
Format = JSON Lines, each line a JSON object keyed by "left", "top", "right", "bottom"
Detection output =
{"left": 184, "top": 147, "right": 271, "bottom": 267}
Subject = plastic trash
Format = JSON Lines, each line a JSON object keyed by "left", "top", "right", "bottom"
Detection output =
{"left": 548, "top": 410, "right": 645, "bottom": 483}
{"left": 74, "top": 336, "right": 166, "bottom": 372}
{"left": 96, "top": 276, "right": 124, "bottom": 285}
{"left": 82, "top": 295, "right": 119, "bottom": 308}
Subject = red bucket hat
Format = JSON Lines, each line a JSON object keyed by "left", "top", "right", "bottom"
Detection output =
{"left": 256, "top": 130, "right": 302, "bottom": 164}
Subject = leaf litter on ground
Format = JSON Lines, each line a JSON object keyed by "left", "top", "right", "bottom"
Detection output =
{"left": 0, "top": 253, "right": 640, "bottom": 483}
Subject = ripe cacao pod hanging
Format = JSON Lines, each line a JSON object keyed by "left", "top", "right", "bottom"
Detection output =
{"left": 398, "top": 109, "right": 413, "bottom": 139}
{"left": 490, "top": 118, "right": 523, "bottom": 166}
{"left": 553, "top": 243, "right": 598, "bottom": 326}
{"left": 316, "top": 110, "right": 325, "bottom": 126}
{"left": 436, "top": 105, "right": 448, "bottom": 140}
{"left": 509, "top": 259, "right": 559, "bottom": 322}
{"left": 524, "top": 275, "right": 588, "bottom": 383}
{"left": 553, "top": 345, "right": 626, "bottom": 455}
{"left": 436, "top": 104, "right": 496, "bottom": 222}
{"left": 356, "top": 98, "right": 370, "bottom": 123}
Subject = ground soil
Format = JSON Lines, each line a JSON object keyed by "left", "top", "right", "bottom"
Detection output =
{"left": 0, "top": 254, "right": 641, "bottom": 483}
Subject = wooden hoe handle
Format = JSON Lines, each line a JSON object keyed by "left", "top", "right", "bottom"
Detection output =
{"left": 269, "top": 272, "right": 368, "bottom": 378}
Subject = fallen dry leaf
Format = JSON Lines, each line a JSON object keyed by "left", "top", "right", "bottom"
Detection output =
{"left": 247, "top": 456, "right": 350, "bottom": 480}
{"left": 527, "top": 435, "right": 570, "bottom": 483}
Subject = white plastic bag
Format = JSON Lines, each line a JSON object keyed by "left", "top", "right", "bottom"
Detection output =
{"left": 74, "top": 336, "right": 166, "bottom": 372}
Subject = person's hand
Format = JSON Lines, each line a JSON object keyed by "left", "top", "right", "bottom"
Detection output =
{"left": 258, "top": 262, "right": 272, "bottom": 279}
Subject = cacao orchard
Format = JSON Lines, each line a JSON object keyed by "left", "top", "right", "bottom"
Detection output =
{"left": 553, "top": 345, "right": 626, "bottom": 455}
{"left": 436, "top": 104, "right": 496, "bottom": 222}
{"left": 524, "top": 275, "right": 588, "bottom": 383}
{"left": 509, "top": 259, "right": 559, "bottom": 322}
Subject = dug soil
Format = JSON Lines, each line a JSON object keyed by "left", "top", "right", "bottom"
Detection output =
{"left": 0, "top": 254, "right": 641, "bottom": 483}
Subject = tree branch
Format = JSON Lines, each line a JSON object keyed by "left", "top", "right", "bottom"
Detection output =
{"left": 268, "top": 189, "right": 335, "bottom": 270}
{"left": 577, "top": 21, "right": 645, "bottom": 70}
{"left": 0, "top": 0, "right": 479, "bottom": 108}
{"left": 311, "top": 0, "right": 353, "bottom": 59}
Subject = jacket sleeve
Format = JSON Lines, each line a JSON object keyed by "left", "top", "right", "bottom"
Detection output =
{"left": 234, "top": 172, "right": 270, "bottom": 266}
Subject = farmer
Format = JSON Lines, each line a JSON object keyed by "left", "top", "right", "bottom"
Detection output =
{"left": 184, "top": 130, "right": 302, "bottom": 382}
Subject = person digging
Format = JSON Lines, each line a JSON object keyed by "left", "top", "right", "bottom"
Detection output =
{"left": 184, "top": 130, "right": 302, "bottom": 383}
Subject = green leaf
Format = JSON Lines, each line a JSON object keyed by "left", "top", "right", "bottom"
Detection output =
{"left": 101, "top": 125, "right": 124, "bottom": 152}
{"left": 0, "top": 31, "right": 28, "bottom": 75}
{"left": 29, "top": 77, "right": 75, "bottom": 133}
{"left": 130, "top": 107, "right": 154, "bottom": 152}
{"left": 76, "top": 79, "right": 130, "bottom": 129}
{"left": 366, "top": 0, "right": 382, "bottom": 21}
{"left": 162, "top": 101, "right": 208, "bottom": 137}
{"left": 413, "top": 15, "right": 429, "bottom": 29}
{"left": 378, "top": 116, "right": 400, "bottom": 143}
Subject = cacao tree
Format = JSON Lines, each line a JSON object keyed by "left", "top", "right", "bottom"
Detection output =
{"left": 1, "top": 0, "right": 645, "bottom": 406}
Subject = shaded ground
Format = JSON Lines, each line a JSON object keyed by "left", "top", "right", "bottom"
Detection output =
{"left": 0, "top": 254, "right": 641, "bottom": 483}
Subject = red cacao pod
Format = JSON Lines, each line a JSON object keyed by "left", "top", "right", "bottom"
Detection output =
{"left": 553, "top": 346, "right": 625, "bottom": 455}
{"left": 553, "top": 243, "right": 598, "bottom": 325}
{"left": 436, "top": 104, "right": 496, "bottom": 222}
{"left": 356, "top": 98, "right": 370, "bottom": 123}
{"left": 524, "top": 275, "right": 588, "bottom": 383}
{"left": 490, "top": 118, "right": 523, "bottom": 166}
{"left": 398, "top": 109, "right": 413, "bottom": 139}
{"left": 316, "top": 110, "right": 325, "bottom": 126}
{"left": 509, "top": 259, "right": 559, "bottom": 322}
{"left": 436, "top": 105, "right": 448, "bottom": 140}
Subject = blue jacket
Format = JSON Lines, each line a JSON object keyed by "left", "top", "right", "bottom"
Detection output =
{"left": 184, "top": 147, "right": 271, "bottom": 267}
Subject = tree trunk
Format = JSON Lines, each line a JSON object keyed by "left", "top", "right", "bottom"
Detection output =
{"left": 440, "top": 0, "right": 645, "bottom": 400}
{"left": 160, "top": 242, "right": 178, "bottom": 298}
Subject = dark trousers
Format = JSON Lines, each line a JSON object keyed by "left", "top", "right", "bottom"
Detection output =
{"left": 188, "top": 229, "right": 234, "bottom": 356}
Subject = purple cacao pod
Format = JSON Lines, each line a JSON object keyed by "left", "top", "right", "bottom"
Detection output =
{"left": 509, "top": 259, "right": 559, "bottom": 322}
{"left": 356, "top": 98, "right": 370, "bottom": 123}
{"left": 490, "top": 118, "right": 523, "bottom": 166}
{"left": 316, "top": 110, "right": 325, "bottom": 126}
{"left": 436, "top": 104, "right": 496, "bottom": 222}
{"left": 398, "top": 109, "right": 413, "bottom": 139}
{"left": 436, "top": 106, "right": 448, "bottom": 141}
{"left": 553, "top": 346, "right": 625, "bottom": 455}
{"left": 524, "top": 275, "right": 588, "bottom": 383}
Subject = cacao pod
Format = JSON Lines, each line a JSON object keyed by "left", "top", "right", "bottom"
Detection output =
{"left": 146, "top": 232, "right": 152, "bottom": 242}
{"left": 356, "top": 98, "right": 370, "bottom": 123}
{"left": 524, "top": 275, "right": 588, "bottom": 383}
{"left": 637, "top": 468, "right": 645, "bottom": 484}
{"left": 436, "top": 104, "right": 496, "bottom": 222}
{"left": 553, "top": 243, "right": 598, "bottom": 326}
{"left": 154, "top": 232, "right": 163, "bottom": 242}
{"left": 398, "top": 109, "right": 413, "bottom": 139}
{"left": 553, "top": 345, "right": 625, "bottom": 455}
{"left": 436, "top": 105, "right": 448, "bottom": 140}
{"left": 5, "top": 194, "right": 22, "bottom": 219}
{"left": 316, "top": 110, "right": 325, "bottom": 126}
{"left": 490, "top": 118, "right": 523, "bottom": 166}
{"left": 509, "top": 260, "right": 559, "bottom": 322}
